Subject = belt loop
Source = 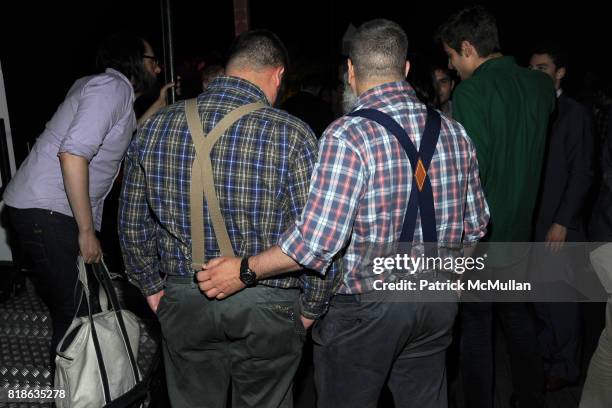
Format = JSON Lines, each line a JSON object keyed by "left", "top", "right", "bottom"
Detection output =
{"left": 162, "top": 273, "right": 168, "bottom": 287}
{"left": 191, "top": 263, "right": 200, "bottom": 288}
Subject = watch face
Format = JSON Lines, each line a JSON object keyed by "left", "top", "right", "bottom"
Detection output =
{"left": 240, "top": 257, "right": 257, "bottom": 286}
{"left": 241, "top": 270, "right": 257, "bottom": 286}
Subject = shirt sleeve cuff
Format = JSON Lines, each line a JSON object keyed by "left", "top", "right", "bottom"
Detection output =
{"left": 463, "top": 236, "right": 483, "bottom": 245}
{"left": 278, "top": 225, "right": 331, "bottom": 274}
{"left": 463, "top": 225, "right": 488, "bottom": 244}
{"left": 58, "top": 139, "right": 100, "bottom": 161}
{"left": 299, "top": 293, "right": 330, "bottom": 319}
{"left": 127, "top": 273, "right": 164, "bottom": 297}
{"left": 552, "top": 211, "right": 572, "bottom": 228}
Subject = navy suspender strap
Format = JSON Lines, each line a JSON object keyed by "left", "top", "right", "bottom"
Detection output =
{"left": 348, "top": 108, "right": 441, "bottom": 255}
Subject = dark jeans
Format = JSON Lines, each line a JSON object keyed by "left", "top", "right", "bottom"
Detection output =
{"left": 158, "top": 278, "right": 305, "bottom": 408}
{"left": 460, "top": 301, "right": 545, "bottom": 408}
{"left": 312, "top": 292, "right": 458, "bottom": 408}
{"left": 7, "top": 207, "right": 94, "bottom": 367}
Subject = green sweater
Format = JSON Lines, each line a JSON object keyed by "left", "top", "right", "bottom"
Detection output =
{"left": 453, "top": 56, "right": 555, "bottom": 243}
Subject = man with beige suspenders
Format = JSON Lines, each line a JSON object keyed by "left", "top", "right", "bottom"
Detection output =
{"left": 118, "top": 30, "right": 329, "bottom": 408}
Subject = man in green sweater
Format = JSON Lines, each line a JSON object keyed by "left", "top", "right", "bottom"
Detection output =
{"left": 438, "top": 6, "right": 556, "bottom": 408}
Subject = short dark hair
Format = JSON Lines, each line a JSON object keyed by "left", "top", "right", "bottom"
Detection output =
{"left": 531, "top": 43, "right": 568, "bottom": 70}
{"left": 201, "top": 64, "right": 224, "bottom": 83}
{"left": 349, "top": 19, "right": 408, "bottom": 81}
{"left": 437, "top": 6, "right": 501, "bottom": 58}
{"left": 226, "top": 30, "right": 289, "bottom": 71}
{"left": 96, "top": 32, "right": 150, "bottom": 93}
{"left": 431, "top": 64, "right": 453, "bottom": 78}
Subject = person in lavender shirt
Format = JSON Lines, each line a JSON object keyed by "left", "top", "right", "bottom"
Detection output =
{"left": 2, "top": 32, "right": 171, "bottom": 366}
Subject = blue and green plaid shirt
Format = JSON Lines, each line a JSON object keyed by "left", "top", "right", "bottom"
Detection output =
{"left": 119, "top": 76, "right": 332, "bottom": 318}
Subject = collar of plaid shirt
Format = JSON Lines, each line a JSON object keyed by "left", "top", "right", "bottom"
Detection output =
{"left": 207, "top": 75, "right": 270, "bottom": 105}
{"left": 351, "top": 80, "right": 419, "bottom": 112}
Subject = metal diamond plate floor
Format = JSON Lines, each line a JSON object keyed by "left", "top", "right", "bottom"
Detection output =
{"left": 0, "top": 276, "right": 161, "bottom": 408}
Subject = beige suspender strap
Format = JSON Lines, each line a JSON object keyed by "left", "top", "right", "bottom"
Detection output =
{"left": 184, "top": 98, "right": 265, "bottom": 268}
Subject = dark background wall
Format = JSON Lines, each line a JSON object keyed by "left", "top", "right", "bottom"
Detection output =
{"left": 1, "top": 0, "right": 608, "bottom": 163}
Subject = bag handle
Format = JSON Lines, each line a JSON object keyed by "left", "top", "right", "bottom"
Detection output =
{"left": 185, "top": 99, "right": 265, "bottom": 269}
{"left": 74, "top": 256, "right": 113, "bottom": 404}
{"left": 65, "top": 257, "right": 141, "bottom": 404}
{"left": 92, "top": 260, "right": 141, "bottom": 384}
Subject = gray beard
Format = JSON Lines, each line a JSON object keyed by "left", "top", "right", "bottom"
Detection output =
{"left": 342, "top": 80, "right": 359, "bottom": 115}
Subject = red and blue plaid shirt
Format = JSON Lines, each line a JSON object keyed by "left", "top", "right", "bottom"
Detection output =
{"left": 279, "top": 81, "right": 489, "bottom": 294}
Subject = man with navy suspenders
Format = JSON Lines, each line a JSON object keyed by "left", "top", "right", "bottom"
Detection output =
{"left": 198, "top": 19, "right": 490, "bottom": 407}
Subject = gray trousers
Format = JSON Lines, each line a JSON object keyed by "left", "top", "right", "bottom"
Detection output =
{"left": 312, "top": 292, "right": 458, "bottom": 408}
{"left": 157, "top": 277, "right": 305, "bottom": 408}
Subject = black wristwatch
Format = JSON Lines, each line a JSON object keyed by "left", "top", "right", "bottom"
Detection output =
{"left": 239, "top": 257, "right": 257, "bottom": 287}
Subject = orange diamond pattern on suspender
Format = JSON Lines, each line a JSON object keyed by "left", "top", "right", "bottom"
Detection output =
{"left": 414, "top": 158, "right": 427, "bottom": 192}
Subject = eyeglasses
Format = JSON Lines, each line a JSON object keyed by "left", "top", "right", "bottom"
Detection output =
{"left": 143, "top": 55, "right": 159, "bottom": 66}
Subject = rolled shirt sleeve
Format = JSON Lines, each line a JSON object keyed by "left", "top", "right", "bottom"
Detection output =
{"left": 280, "top": 133, "right": 365, "bottom": 274}
{"left": 59, "top": 75, "right": 132, "bottom": 161}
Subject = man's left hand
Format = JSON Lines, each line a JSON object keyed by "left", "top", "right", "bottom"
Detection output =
{"left": 196, "top": 256, "right": 245, "bottom": 299}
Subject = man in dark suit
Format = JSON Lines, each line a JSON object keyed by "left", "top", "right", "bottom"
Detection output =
{"left": 530, "top": 44, "right": 594, "bottom": 391}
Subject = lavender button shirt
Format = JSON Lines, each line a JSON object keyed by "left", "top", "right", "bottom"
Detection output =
{"left": 3, "top": 68, "right": 136, "bottom": 230}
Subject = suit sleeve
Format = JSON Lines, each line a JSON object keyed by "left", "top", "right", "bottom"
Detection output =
{"left": 553, "top": 103, "right": 594, "bottom": 227}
